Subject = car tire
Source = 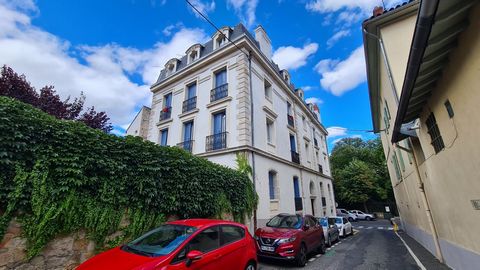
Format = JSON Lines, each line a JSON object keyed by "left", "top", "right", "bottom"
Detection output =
{"left": 342, "top": 229, "right": 346, "bottom": 237}
{"left": 348, "top": 217, "right": 353, "bottom": 222}
{"left": 296, "top": 243, "right": 307, "bottom": 267}
{"left": 245, "top": 261, "right": 256, "bottom": 270}
{"left": 318, "top": 239, "right": 327, "bottom": 254}
{"left": 327, "top": 236, "right": 332, "bottom": 247}
{"left": 366, "top": 216, "right": 371, "bottom": 221}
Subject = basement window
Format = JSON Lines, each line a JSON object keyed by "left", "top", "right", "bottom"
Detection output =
{"left": 426, "top": 113, "right": 445, "bottom": 154}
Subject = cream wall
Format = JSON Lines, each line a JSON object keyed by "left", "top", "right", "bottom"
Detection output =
{"left": 414, "top": 4, "right": 480, "bottom": 266}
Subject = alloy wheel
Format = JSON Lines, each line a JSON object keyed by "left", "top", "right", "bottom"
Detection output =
{"left": 297, "top": 244, "right": 307, "bottom": 267}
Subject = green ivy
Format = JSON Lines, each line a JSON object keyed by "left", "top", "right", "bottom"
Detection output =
{"left": 0, "top": 97, "right": 257, "bottom": 258}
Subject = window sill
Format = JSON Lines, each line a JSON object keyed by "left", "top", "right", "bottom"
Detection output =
{"left": 267, "top": 142, "right": 276, "bottom": 148}
{"left": 206, "top": 96, "right": 232, "bottom": 108}
{"left": 178, "top": 108, "right": 199, "bottom": 119}
{"left": 156, "top": 118, "right": 173, "bottom": 126}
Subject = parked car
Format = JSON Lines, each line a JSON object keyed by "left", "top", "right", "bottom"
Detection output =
{"left": 77, "top": 219, "right": 257, "bottom": 270}
{"left": 348, "top": 210, "right": 376, "bottom": 221}
{"left": 334, "top": 216, "right": 353, "bottom": 237}
{"left": 336, "top": 208, "right": 358, "bottom": 222}
{"left": 255, "top": 214, "right": 326, "bottom": 267}
{"left": 318, "top": 217, "right": 339, "bottom": 247}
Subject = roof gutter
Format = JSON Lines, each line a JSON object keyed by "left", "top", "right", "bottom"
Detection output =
{"left": 392, "top": 0, "right": 440, "bottom": 143}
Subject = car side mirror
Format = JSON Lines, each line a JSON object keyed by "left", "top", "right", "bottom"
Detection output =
{"left": 185, "top": 250, "right": 203, "bottom": 267}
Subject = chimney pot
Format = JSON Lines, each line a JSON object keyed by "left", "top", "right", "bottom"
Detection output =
{"left": 373, "top": 6, "right": 384, "bottom": 17}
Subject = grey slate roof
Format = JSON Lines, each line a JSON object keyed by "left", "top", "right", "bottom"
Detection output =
{"left": 155, "top": 23, "right": 262, "bottom": 84}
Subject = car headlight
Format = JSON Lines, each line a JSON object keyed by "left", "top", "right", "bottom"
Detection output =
{"left": 277, "top": 237, "right": 296, "bottom": 244}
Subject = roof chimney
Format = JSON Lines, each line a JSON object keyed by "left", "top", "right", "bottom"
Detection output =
{"left": 373, "top": 6, "right": 384, "bottom": 17}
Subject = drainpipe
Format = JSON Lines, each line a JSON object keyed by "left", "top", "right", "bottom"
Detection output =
{"left": 363, "top": 29, "right": 399, "bottom": 104}
{"left": 248, "top": 51, "right": 257, "bottom": 230}
{"left": 398, "top": 139, "right": 444, "bottom": 263}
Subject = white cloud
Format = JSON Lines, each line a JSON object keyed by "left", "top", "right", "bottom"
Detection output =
{"left": 315, "top": 46, "right": 366, "bottom": 96}
{"left": 305, "top": 97, "right": 323, "bottom": 105}
{"left": 306, "top": 0, "right": 403, "bottom": 25}
{"left": 0, "top": 3, "right": 208, "bottom": 127}
{"left": 227, "top": 0, "right": 259, "bottom": 28}
{"left": 188, "top": 0, "right": 216, "bottom": 18}
{"left": 332, "top": 134, "right": 362, "bottom": 145}
{"left": 327, "top": 126, "right": 347, "bottom": 137}
{"left": 272, "top": 43, "right": 318, "bottom": 70}
{"left": 301, "top": 85, "right": 316, "bottom": 91}
{"left": 326, "top": 29, "right": 350, "bottom": 48}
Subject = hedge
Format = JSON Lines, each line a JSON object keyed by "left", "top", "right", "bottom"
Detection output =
{"left": 0, "top": 97, "right": 257, "bottom": 258}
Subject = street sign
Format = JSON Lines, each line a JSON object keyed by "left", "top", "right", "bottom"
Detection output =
{"left": 385, "top": 206, "right": 390, "bottom": 212}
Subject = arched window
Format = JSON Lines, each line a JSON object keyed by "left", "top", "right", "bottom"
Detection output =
{"left": 309, "top": 181, "right": 316, "bottom": 196}
{"left": 268, "top": 171, "right": 278, "bottom": 200}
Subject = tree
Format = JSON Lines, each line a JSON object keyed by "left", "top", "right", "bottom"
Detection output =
{"left": 0, "top": 65, "right": 112, "bottom": 132}
{"left": 330, "top": 137, "right": 393, "bottom": 211}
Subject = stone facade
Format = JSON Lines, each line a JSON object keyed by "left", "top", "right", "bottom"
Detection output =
{"left": 0, "top": 220, "right": 95, "bottom": 270}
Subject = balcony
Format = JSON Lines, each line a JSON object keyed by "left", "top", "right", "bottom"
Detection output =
{"left": 206, "top": 132, "right": 228, "bottom": 151}
{"left": 318, "top": 164, "right": 323, "bottom": 174}
{"left": 182, "top": 96, "right": 197, "bottom": 113}
{"left": 287, "top": 114, "right": 295, "bottom": 127}
{"left": 294, "top": 197, "right": 303, "bottom": 211}
{"left": 177, "top": 140, "right": 194, "bottom": 153}
{"left": 210, "top": 83, "right": 228, "bottom": 102}
{"left": 159, "top": 106, "right": 171, "bottom": 121}
{"left": 291, "top": 150, "right": 300, "bottom": 164}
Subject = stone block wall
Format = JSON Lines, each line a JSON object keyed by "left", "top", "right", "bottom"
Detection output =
{"left": 0, "top": 220, "right": 95, "bottom": 270}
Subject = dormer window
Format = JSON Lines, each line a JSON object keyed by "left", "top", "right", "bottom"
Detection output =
{"left": 213, "top": 27, "right": 231, "bottom": 50}
{"left": 186, "top": 44, "right": 202, "bottom": 64}
{"left": 164, "top": 58, "right": 179, "bottom": 77}
{"left": 281, "top": 69, "right": 291, "bottom": 84}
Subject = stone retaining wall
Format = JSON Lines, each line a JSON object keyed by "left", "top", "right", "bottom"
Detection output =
{"left": 0, "top": 220, "right": 95, "bottom": 270}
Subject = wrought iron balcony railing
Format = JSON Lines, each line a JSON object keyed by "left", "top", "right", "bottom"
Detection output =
{"left": 206, "top": 132, "right": 228, "bottom": 151}
{"left": 177, "top": 140, "right": 194, "bottom": 153}
{"left": 294, "top": 197, "right": 303, "bottom": 211}
{"left": 210, "top": 83, "right": 228, "bottom": 102}
{"left": 291, "top": 150, "right": 300, "bottom": 164}
{"left": 287, "top": 114, "right": 295, "bottom": 127}
{"left": 159, "top": 106, "right": 171, "bottom": 121}
{"left": 182, "top": 96, "right": 197, "bottom": 113}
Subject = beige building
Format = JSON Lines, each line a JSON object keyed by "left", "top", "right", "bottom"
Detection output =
{"left": 126, "top": 106, "right": 151, "bottom": 139}
{"left": 363, "top": 0, "right": 480, "bottom": 269}
{"left": 126, "top": 23, "right": 336, "bottom": 230}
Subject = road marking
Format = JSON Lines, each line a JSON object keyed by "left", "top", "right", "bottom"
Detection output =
{"left": 315, "top": 254, "right": 321, "bottom": 258}
{"left": 395, "top": 231, "right": 426, "bottom": 270}
{"left": 326, "top": 248, "right": 331, "bottom": 251}
{"left": 378, "top": 227, "right": 384, "bottom": 229}
{"left": 309, "top": 258, "right": 316, "bottom": 262}
{"left": 388, "top": 227, "right": 394, "bottom": 230}
{"left": 358, "top": 226, "right": 364, "bottom": 229}
{"left": 367, "top": 226, "right": 373, "bottom": 229}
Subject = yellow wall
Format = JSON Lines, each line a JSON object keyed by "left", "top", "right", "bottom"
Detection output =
{"left": 415, "top": 3, "right": 480, "bottom": 254}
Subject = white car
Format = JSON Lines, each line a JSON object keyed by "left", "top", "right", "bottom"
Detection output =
{"left": 348, "top": 210, "right": 375, "bottom": 221}
{"left": 336, "top": 208, "right": 358, "bottom": 222}
{"left": 334, "top": 216, "right": 353, "bottom": 237}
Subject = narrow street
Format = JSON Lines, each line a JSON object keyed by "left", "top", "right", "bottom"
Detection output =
{"left": 259, "top": 220, "right": 421, "bottom": 270}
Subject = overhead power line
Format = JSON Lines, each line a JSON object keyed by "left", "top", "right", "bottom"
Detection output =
{"left": 185, "top": 0, "right": 248, "bottom": 57}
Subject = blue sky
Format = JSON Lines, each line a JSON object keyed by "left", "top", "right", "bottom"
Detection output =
{"left": 0, "top": 0, "right": 403, "bottom": 149}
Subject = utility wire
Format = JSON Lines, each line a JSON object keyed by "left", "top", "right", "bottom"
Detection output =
{"left": 185, "top": 0, "right": 249, "bottom": 57}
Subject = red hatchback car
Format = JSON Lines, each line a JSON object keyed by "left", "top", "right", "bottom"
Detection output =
{"left": 78, "top": 219, "right": 257, "bottom": 270}
{"left": 254, "top": 214, "right": 326, "bottom": 267}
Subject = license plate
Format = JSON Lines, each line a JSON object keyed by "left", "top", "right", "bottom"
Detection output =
{"left": 260, "top": 246, "right": 275, "bottom": 252}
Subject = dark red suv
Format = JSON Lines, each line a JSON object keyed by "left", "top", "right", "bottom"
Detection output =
{"left": 254, "top": 214, "right": 326, "bottom": 267}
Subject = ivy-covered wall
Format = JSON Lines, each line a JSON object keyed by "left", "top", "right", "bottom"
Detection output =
{"left": 0, "top": 97, "right": 257, "bottom": 258}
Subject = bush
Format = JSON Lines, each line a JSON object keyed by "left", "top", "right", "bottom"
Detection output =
{"left": 0, "top": 97, "right": 257, "bottom": 258}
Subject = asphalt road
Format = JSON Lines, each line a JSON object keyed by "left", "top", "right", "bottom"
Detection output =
{"left": 258, "top": 219, "right": 420, "bottom": 270}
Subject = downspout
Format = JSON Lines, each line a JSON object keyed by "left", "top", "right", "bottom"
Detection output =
{"left": 248, "top": 51, "right": 257, "bottom": 230}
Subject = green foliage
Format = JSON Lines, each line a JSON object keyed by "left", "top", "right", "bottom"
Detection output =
{"left": 0, "top": 97, "right": 257, "bottom": 258}
{"left": 330, "top": 137, "right": 393, "bottom": 207}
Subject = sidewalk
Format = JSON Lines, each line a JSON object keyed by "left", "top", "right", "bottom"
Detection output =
{"left": 396, "top": 231, "right": 451, "bottom": 270}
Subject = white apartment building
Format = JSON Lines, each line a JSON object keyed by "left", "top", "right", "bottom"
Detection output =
{"left": 127, "top": 23, "right": 336, "bottom": 228}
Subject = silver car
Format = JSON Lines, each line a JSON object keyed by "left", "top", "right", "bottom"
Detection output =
{"left": 348, "top": 210, "right": 375, "bottom": 221}
{"left": 319, "top": 217, "right": 340, "bottom": 247}
{"left": 336, "top": 208, "right": 358, "bottom": 222}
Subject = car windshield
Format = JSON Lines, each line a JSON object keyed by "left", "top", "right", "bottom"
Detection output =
{"left": 122, "top": 224, "right": 197, "bottom": 257}
{"left": 319, "top": 218, "right": 328, "bottom": 227}
{"left": 266, "top": 215, "right": 302, "bottom": 229}
{"left": 335, "top": 218, "right": 343, "bottom": 224}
